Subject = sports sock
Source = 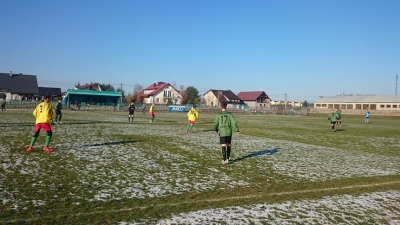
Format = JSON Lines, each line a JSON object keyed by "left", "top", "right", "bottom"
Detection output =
{"left": 30, "top": 137, "right": 37, "bottom": 146}
{"left": 45, "top": 136, "right": 51, "bottom": 146}
{"left": 227, "top": 146, "right": 231, "bottom": 159}
{"left": 221, "top": 146, "right": 227, "bottom": 161}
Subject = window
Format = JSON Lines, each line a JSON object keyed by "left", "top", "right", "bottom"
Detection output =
{"left": 362, "top": 104, "right": 369, "bottom": 109}
{"left": 370, "top": 104, "right": 376, "bottom": 110}
{"left": 347, "top": 104, "right": 353, "bottom": 109}
{"left": 163, "top": 91, "right": 171, "bottom": 97}
{"left": 380, "top": 105, "right": 385, "bottom": 108}
{"left": 156, "top": 98, "right": 159, "bottom": 103}
{"left": 341, "top": 104, "right": 346, "bottom": 109}
{"left": 316, "top": 104, "right": 321, "bottom": 107}
{"left": 393, "top": 105, "right": 398, "bottom": 108}
{"left": 328, "top": 104, "right": 333, "bottom": 109}
{"left": 356, "top": 104, "right": 362, "bottom": 109}
{"left": 322, "top": 104, "right": 327, "bottom": 107}
{"left": 386, "top": 105, "right": 391, "bottom": 108}
{"left": 334, "top": 104, "right": 340, "bottom": 109}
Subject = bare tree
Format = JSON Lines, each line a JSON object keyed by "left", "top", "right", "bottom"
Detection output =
{"left": 171, "top": 81, "right": 177, "bottom": 88}
{"left": 133, "top": 83, "right": 143, "bottom": 103}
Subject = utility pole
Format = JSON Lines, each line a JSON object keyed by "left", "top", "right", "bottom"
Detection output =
{"left": 120, "top": 83, "right": 123, "bottom": 103}
{"left": 285, "top": 93, "right": 287, "bottom": 109}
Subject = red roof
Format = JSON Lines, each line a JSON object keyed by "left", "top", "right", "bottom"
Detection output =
{"left": 139, "top": 82, "right": 170, "bottom": 98}
{"left": 237, "top": 91, "right": 270, "bottom": 101}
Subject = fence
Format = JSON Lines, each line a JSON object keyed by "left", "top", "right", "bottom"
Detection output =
{"left": 1, "top": 101, "right": 39, "bottom": 109}
{"left": 311, "top": 108, "right": 400, "bottom": 116}
{"left": 1, "top": 101, "right": 309, "bottom": 116}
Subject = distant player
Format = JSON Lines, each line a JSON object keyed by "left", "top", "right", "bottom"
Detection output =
{"left": 328, "top": 109, "right": 339, "bottom": 132}
{"left": 55, "top": 99, "right": 62, "bottom": 124}
{"left": 49, "top": 100, "right": 55, "bottom": 124}
{"left": 128, "top": 101, "right": 136, "bottom": 122}
{"left": 336, "top": 109, "right": 342, "bottom": 127}
{"left": 1, "top": 101, "right": 6, "bottom": 111}
{"left": 186, "top": 104, "right": 199, "bottom": 133}
{"left": 149, "top": 103, "right": 155, "bottom": 123}
{"left": 26, "top": 96, "right": 53, "bottom": 153}
{"left": 142, "top": 104, "right": 146, "bottom": 114}
{"left": 214, "top": 102, "right": 240, "bottom": 165}
{"left": 365, "top": 108, "right": 370, "bottom": 123}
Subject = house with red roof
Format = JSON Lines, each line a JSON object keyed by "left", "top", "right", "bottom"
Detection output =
{"left": 139, "top": 82, "right": 182, "bottom": 104}
{"left": 203, "top": 89, "right": 243, "bottom": 108}
{"left": 237, "top": 91, "right": 271, "bottom": 109}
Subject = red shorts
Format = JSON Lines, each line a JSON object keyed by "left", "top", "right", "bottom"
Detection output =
{"left": 35, "top": 123, "right": 52, "bottom": 132}
{"left": 149, "top": 112, "right": 155, "bottom": 117}
{"left": 189, "top": 120, "right": 195, "bottom": 125}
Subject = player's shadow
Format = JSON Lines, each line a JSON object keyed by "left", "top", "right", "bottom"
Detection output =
{"left": 335, "top": 128, "right": 347, "bottom": 132}
{"left": 231, "top": 148, "right": 280, "bottom": 164}
{"left": 56, "top": 140, "right": 139, "bottom": 151}
{"left": 198, "top": 129, "right": 215, "bottom": 133}
{"left": 82, "top": 140, "right": 139, "bottom": 147}
{"left": 0, "top": 123, "right": 34, "bottom": 127}
{"left": 63, "top": 121, "right": 95, "bottom": 125}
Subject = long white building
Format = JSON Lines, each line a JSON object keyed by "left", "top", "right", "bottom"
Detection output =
{"left": 314, "top": 95, "right": 400, "bottom": 115}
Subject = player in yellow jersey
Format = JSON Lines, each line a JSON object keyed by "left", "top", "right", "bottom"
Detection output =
{"left": 26, "top": 96, "right": 53, "bottom": 153}
{"left": 186, "top": 104, "right": 199, "bottom": 133}
{"left": 149, "top": 103, "right": 155, "bottom": 123}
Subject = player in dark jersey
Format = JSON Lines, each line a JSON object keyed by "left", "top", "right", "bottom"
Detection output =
{"left": 213, "top": 102, "right": 240, "bottom": 165}
{"left": 55, "top": 99, "right": 62, "bottom": 124}
{"left": 128, "top": 101, "right": 136, "bottom": 122}
{"left": 1, "top": 101, "right": 6, "bottom": 111}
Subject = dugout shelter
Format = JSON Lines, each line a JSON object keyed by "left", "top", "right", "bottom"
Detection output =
{"left": 64, "top": 89, "right": 123, "bottom": 108}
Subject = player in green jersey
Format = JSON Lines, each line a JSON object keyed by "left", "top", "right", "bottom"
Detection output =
{"left": 336, "top": 109, "right": 342, "bottom": 127}
{"left": 328, "top": 110, "right": 339, "bottom": 132}
{"left": 214, "top": 102, "right": 240, "bottom": 165}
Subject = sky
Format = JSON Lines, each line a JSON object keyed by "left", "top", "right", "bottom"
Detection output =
{"left": 1, "top": 0, "right": 399, "bottom": 102}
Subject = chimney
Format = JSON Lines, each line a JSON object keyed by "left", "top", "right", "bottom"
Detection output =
{"left": 9, "top": 71, "right": 12, "bottom": 77}
{"left": 153, "top": 83, "right": 156, "bottom": 87}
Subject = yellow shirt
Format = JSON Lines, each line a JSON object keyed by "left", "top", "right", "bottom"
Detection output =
{"left": 33, "top": 102, "right": 53, "bottom": 124}
{"left": 187, "top": 107, "right": 199, "bottom": 121}
{"left": 149, "top": 105, "right": 154, "bottom": 113}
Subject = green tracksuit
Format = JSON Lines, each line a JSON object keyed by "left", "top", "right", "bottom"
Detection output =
{"left": 214, "top": 111, "right": 239, "bottom": 137}
{"left": 328, "top": 112, "right": 339, "bottom": 122}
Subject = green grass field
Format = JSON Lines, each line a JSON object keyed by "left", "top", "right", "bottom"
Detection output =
{"left": 1, "top": 109, "right": 399, "bottom": 224}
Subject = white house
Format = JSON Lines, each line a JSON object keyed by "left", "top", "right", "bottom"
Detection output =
{"left": 203, "top": 89, "right": 243, "bottom": 108}
{"left": 139, "top": 82, "right": 182, "bottom": 104}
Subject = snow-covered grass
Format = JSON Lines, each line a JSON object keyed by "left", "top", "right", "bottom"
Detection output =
{"left": 0, "top": 109, "right": 399, "bottom": 224}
